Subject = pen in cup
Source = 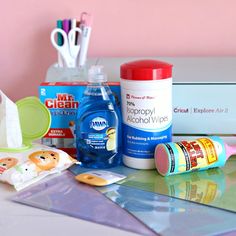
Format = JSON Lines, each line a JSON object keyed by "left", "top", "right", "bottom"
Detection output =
{"left": 78, "top": 12, "right": 93, "bottom": 67}
{"left": 71, "top": 18, "right": 78, "bottom": 45}
{"left": 56, "top": 20, "right": 64, "bottom": 67}
{"left": 75, "top": 21, "right": 80, "bottom": 45}
{"left": 62, "top": 19, "right": 71, "bottom": 34}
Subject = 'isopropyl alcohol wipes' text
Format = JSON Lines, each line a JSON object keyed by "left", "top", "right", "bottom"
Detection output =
{"left": 120, "top": 60, "right": 173, "bottom": 169}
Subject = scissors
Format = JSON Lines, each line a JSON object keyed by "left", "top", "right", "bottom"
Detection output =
{"left": 50, "top": 27, "right": 82, "bottom": 68}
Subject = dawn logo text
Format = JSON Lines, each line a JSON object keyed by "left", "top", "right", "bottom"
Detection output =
{"left": 90, "top": 117, "right": 108, "bottom": 131}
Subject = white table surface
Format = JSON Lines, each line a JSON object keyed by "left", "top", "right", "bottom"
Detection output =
{"left": 0, "top": 182, "right": 140, "bottom": 236}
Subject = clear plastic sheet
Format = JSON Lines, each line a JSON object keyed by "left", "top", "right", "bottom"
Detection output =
{"left": 70, "top": 164, "right": 236, "bottom": 235}
{"left": 12, "top": 171, "right": 156, "bottom": 236}
{"left": 100, "top": 184, "right": 236, "bottom": 236}
{"left": 118, "top": 156, "right": 236, "bottom": 213}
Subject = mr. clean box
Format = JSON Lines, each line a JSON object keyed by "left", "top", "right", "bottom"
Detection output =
{"left": 39, "top": 82, "right": 121, "bottom": 157}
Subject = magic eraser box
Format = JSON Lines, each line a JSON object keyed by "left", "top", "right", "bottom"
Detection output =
{"left": 39, "top": 82, "right": 121, "bottom": 157}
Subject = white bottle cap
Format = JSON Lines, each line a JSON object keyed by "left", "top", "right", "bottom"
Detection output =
{"left": 88, "top": 65, "right": 107, "bottom": 83}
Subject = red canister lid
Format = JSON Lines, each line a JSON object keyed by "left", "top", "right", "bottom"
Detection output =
{"left": 120, "top": 60, "right": 172, "bottom": 81}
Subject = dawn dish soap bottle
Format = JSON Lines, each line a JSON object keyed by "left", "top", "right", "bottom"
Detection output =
{"left": 76, "top": 65, "right": 121, "bottom": 168}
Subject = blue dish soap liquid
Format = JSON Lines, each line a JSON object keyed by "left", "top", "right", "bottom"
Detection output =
{"left": 76, "top": 65, "right": 121, "bottom": 168}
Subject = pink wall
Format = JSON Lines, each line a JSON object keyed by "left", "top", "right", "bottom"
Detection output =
{"left": 1, "top": 0, "right": 236, "bottom": 101}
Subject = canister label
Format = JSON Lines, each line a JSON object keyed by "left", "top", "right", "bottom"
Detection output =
{"left": 121, "top": 79, "right": 172, "bottom": 159}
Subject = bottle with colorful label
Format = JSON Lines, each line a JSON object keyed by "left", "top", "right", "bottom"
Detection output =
{"left": 76, "top": 66, "right": 121, "bottom": 168}
{"left": 155, "top": 136, "right": 235, "bottom": 176}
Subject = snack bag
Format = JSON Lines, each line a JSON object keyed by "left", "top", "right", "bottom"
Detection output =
{"left": 0, "top": 144, "right": 75, "bottom": 191}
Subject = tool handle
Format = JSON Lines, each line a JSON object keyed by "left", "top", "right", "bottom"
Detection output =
{"left": 225, "top": 144, "right": 236, "bottom": 160}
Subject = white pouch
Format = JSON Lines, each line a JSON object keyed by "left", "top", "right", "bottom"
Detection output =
{"left": 0, "top": 144, "right": 75, "bottom": 191}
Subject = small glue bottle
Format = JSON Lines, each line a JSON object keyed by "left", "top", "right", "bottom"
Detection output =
{"left": 155, "top": 136, "right": 236, "bottom": 176}
{"left": 76, "top": 65, "right": 121, "bottom": 168}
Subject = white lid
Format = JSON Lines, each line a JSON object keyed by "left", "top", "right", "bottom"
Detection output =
{"left": 88, "top": 65, "right": 107, "bottom": 83}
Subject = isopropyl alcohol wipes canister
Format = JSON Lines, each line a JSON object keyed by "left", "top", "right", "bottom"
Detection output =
{"left": 120, "top": 60, "right": 173, "bottom": 169}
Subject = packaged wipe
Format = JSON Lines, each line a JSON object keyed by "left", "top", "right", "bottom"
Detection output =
{"left": 0, "top": 144, "right": 75, "bottom": 190}
{"left": 0, "top": 90, "right": 23, "bottom": 148}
